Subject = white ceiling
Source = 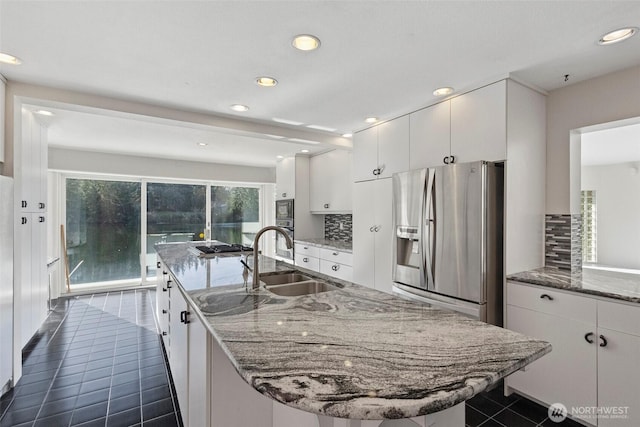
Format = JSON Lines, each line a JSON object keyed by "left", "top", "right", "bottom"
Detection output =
{"left": 2, "top": 1, "right": 640, "bottom": 167}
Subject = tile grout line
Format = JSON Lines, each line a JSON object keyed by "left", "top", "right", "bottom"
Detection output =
{"left": 101, "top": 291, "right": 122, "bottom": 427}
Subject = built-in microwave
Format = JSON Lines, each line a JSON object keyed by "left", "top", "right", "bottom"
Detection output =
{"left": 275, "top": 199, "right": 294, "bottom": 222}
{"left": 275, "top": 199, "right": 294, "bottom": 260}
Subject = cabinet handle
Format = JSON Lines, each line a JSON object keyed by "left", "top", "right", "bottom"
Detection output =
{"left": 378, "top": 165, "right": 384, "bottom": 174}
{"left": 369, "top": 226, "right": 375, "bottom": 232}
{"left": 162, "top": 287, "right": 167, "bottom": 292}
{"left": 166, "top": 280, "right": 172, "bottom": 289}
{"left": 372, "top": 168, "right": 378, "bottom": 176}
{"left": 540, "top": 294, "right": 554, "bottom": 301}
{"left": 282, "top": 193, "right": 287, "bottom": 198}
{"left": 157, "top": 261, "right": 161, "bottom": 269}
{"left": 584, "top": 332, "right": 594, "bottom": 344}
{"left": 443, "top": 156, "right": 449, "bottom": 165}
{"left": 21, "top": 217, "right": 27, "bottom": 225}
{"left": 180, "top": 310, "right": 191, "bottom": 324}
{"left": 324, "top": 203, "right": 330, "bottom": 209}
{"left": 39, "top": 216, "right": 45, "bottom": 223}
{"left": 21, "top": 200, "right": 27, "bottom": 208}
{"left": 332, "top": 264, "right": 340, "bottom": 271}
{"left": 39, "top": 202, "right": 45, "bottom": 209}
{"left": 162, "top": 309, "right": 167, "bottom": 314}
{"left": 599, "top": 335, "right": 608, "bottom": 347}
{"left": 374, "top": 225, "right": 381, "bottom": 232}
{"left": 162, "top": 331, "right": 167, "bottom": 336}
{"left": 163, "top": 270, "right": 168, "bottom": 275}
{"left": 449, "top": 155, "right": 455, "bottom": 164}
{"left": 303, "top": 246, "right": 308, "bottom": 249}
{"left": 332, "top": 252, "right": 339, "bottom": 256}
{"left": 303, "top": 257, "right": 309, "bottom": 262}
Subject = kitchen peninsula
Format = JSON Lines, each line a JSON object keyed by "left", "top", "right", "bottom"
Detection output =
{"left": 155, "top": 242, "right": 551, "bottom": 427}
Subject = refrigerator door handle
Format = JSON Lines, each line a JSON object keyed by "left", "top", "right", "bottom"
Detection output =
{"left": 424, "top": 169, "right": 436, "bottom": 289}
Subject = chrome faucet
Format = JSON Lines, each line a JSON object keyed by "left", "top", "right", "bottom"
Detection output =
{"left": 252, "top": 226, "right": 293, "bottom": 290}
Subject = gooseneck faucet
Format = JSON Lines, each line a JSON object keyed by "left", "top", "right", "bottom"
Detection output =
{"left": 252, "top": 226, "right": 293, "bottom": 290}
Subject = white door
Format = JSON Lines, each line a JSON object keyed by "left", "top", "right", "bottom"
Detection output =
{"left": 169, "top": 288, "right": 189, "bottom": 425}
{"left": 276, "top": 157, "right": 296, "bottom": 200}
{"left": 409, "top": 101, "right": 451, "bottom": 169}
{"left": 18, "top": 213, "right": 33, "bottom": 348}
{"left": 377, "top": 115, "right": 410, "bottom": 179}
{"left": 506, "top": 305, "right": 597, "bottom": 420}
{"left": 188, "top": 315, "right": 210, "bottom": 427}
{"left": 309, "top": 152, "right": 331, "bottom": 212}
{"left": 353, "top": 126, "right": 379, "bottom": 182}
{"left": 352, "top": 181, "right": 376, "bottom": 288}
{"left": 373, "top": 178, "right": 393, "bottom": 294}
{"left": 597, "top": 328, "right": 640, "bottom": 427}
{"left": 450, "top": 80, "right": 507, "bottom": 163}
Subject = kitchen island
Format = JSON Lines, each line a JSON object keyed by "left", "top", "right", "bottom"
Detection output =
{"left": 155, "top": 242, "right": 550, "bottom": 426}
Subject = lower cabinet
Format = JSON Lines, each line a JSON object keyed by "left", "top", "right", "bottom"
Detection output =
{"left": 295, "top": 243, "right": 353, "bottom": 282}
{"left": 506, "top": 281, "right": 640, "bottom": 426}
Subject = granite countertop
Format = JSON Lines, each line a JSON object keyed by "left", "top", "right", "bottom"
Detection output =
{"left": 156, "top": 242, "right": 550, "bottom": 420}
{"left": 294, "top": 238, "right": 352, "bottom": 252}
{"left": 508, "top": 266, "right": 640, "bottom": 304}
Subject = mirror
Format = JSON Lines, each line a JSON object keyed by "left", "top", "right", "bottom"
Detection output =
{"left": 577, "top": 121, "right": 640, "bottom": 272}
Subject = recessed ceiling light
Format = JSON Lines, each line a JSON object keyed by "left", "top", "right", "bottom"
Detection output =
{"left": 433, "top": 87, "right": 454, "bottom": 96}
{"left": 0, "top": 52, "right": 22, "bottom": 65}
{"left": 292, "top": 34, "right": 321, "bottom": 51}
{"left": 342, "top": 133, "right": 353, "bottom": 138}
{"left": 307, "top": 124, "right": 337, "bottom": 132}
{"left": 598, "top": 27, "right": 638, "bottom": 45}
{"left": 197, "top": 142, "right": 208, "bottom": 147}
{"left": 365, "top": 117, "right": 378, "bottom": 123}
{"left": 256, "top": 76, "right": 278, "bottom": 87}
{"left": 300, "top": 149, "right": 310, "bottom": 153}
{"left": 273, "top": 118, "right": 304, "bottom": 126}
{"left": 276, "top": 155, "right": 284, "bottom": 159}
{"left": 34, "top": 110, "right": 54, "bottom": 116}
{"left": 230, "top": 104, "right": 249, "bottom": 112}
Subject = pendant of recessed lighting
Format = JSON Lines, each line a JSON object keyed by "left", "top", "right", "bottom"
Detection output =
{"left": 292, "top": 34, "right": 321, "bottom": 51}
{"left": 598, "top": 27, "right": 638, "bottom": 45}
{"left": 256, "top": 76, "right": 278, "bottom": 87}
{"left": 0, "top": 52, "right": 22, "bottom": 65}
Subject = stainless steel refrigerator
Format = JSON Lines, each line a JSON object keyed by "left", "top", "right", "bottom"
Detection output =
{"left": 391, "top": 161, "right": 504, "bottom": 326}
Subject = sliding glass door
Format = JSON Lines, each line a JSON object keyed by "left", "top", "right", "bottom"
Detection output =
{"left": 64, "top": 176, "right": 264, "bottom": 289}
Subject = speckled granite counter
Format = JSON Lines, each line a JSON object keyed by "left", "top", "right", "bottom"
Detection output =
{"left": 156, "top": 242, "right": 550, "bottom": 420}
{"left": 508, "top": 267, "right": 640, "bottom": 304}
{"left": 295, "top": 238, "right": 352, "bottom": 252}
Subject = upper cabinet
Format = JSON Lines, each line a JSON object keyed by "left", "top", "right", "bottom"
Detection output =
{"left": 17, "top": 110, "right": 48, "bottom": 213}
{"left": 309, "top": 149, "right": 352, "bottom": 213}
{"left": 353, "top": 115, "right": 409, "bottom": 182}
{"left": 409, "top": 80, "right": 507, "bottom": 169}
{"left": 275, "top": 157, "right": 296, "bottom": 200}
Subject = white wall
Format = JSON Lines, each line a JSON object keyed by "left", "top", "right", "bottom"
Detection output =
{"left": 546, "top": 65, "right": 640, "bottom": 214}
{"left": 49, "top": 147, "right": 275, "bottom": 184}
{"left": 581, "top": 163, "right": 640, "bottom": 269}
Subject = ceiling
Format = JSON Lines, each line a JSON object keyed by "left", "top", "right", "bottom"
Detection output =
{"left": 582, "top": 122, "right": 640, "bottom": 166}
{"left": 2, "top": 1, "right": 640, "bottom": 167}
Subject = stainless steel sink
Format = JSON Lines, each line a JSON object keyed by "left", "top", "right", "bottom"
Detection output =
{"left": 260, "top": 273, "right": 312, "bottom": 286}
{"left": 265, "top": 281, "right": 337, "bottom": 297}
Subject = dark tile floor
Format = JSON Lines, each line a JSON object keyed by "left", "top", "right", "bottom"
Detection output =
{"left": 0, "top": 290, "right": 181, "bottom": 427}
{"left": 1, "top": 288, "right": 585, "bottom": 427}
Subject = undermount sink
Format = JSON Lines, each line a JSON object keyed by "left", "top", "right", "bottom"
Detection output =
{"left": 265, "top": 281, "right": 337, "bottom": 297}
{"left": 260, "top": 272, "right": 311, "bottom": 286}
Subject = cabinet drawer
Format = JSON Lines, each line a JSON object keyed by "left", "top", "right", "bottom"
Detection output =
{"left": 295, "top": 243, "right": 320, "bottom": 257}
{"left": 507, "top": 281, "right": 596, "bottom": 323}
{"left": 319, "top": 248, "right": 353, "bottom": 266}
{"left": 320, "top": 260, "right": 353, "bottom": 282}
{"left": 598, "top": 300, "right": 640, "bottom": 336}
{"left": 295, "top": 255, "right": 319, "bottom": 271}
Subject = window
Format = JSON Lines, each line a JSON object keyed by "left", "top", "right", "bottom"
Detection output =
{"left": 66, "top": 179, "right": 141, "bottom": 286}
{"left": 210, "top": 186, "right": 260, "bottom": 245}
{"left": 581, "top": 190, "right": 597, "bottom": 263}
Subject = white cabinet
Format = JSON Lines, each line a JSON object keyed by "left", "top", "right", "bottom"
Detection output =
{"left": 352, "top": 178, "right": 393, "bottom": 293}
{"left": 506, "top": 281, "right": 640, "bottom": 426}
{"left": 156, "top": 262, "right": 170, "bottom": 347}
{"left": 0, "top": 177, "right": 13, "bottom": 390}
{"left": 309, "top": 149, "right": 352, "bottom": 213}
{"left": 276, "top": 156, "right": 296, "bottom": 200}
{"left": 409, "top": 101, "right": 450, "bottom": 169}
{"left": 169, "top": 286, "right": 189, "bottom": 424}
{"left": 294, "top": 242, "right": 353, "bottom": 282}
{"left": 17, "top": 110, "right": 48, "bottom": 213}
{"left": 353, "top": 115, "right": 409, "bottom": 182}
{"left": 450, "top": 80, "right": 507, "bottom": 163}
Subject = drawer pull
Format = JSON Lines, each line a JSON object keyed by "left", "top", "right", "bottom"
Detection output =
{"left": 584, "top": 332, "right": 594, "bottom": 344}
{"left": 303, "top": 257, "right": 308, "bottom": 262}
{"left": 599, "top": 335, "right": 608, "bottom": 348}
{"left": 332, "top": 252, "right": 339, "bottom": 256}
{"left": 540, "top": 294, "right": 554, "bottom": 301}
{"left": 331, "top": 264, "right": 340, "bottom": 271}
{"left": 369, "top": 226, "right": 375, "bottom": 232}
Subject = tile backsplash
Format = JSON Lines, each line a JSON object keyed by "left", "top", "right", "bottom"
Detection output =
{"left": 545, "top": 214, "right": 582, "bottom": 273}
{"left": 324, "top": 214, "right": 352, "bottom": 242}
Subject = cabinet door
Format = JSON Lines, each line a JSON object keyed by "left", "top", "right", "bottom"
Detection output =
{"left": 157, "top": 263, "right": 170, "bottom": 344}
{"left": 352, "top": 181, "right": 376, "bottom": 288}
{"left": 353, "top": 126, "right": 379, "bottom": 182}
{"left": 597, "top": 328, "right": 640, "bottom": 427}
{"left": 0, "top": 80, "right": 5, "bottom": 163}
{"left": 309, "top": 152, "right": 331, "bottom": 212}
{"left": 18, "top": 110, "right": 35, "bottom": 211}
{"left": 506, "top": 305, "right": 597, "bottom": 416}
{"left": 410, "top": 102, "right": 451, "bottom": 169}
{"left": 188, "top": 314, "right": 210, "bottom": 427}
{"left": 36, "top": 125, "right": 48, "bottom": 211}
{"left": 18, "top": 214, "right": 32, "bottom": 348}
{"left": 169, "top": 288, "right": 189, "bottom": 426}
{"left": 373, "top": 178, "right": 393, "bottom": 294}
{"left": 276, "top": 157, "right": 296, "bottom": 200}
{"left": 32, "top": 214, "right": 48, "bottom": 332}
{"left": 377, "top": 115, "right": 410, "bottom": 179}
{"left": 451, "top": 81, "right": 507, "bottom": 163}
